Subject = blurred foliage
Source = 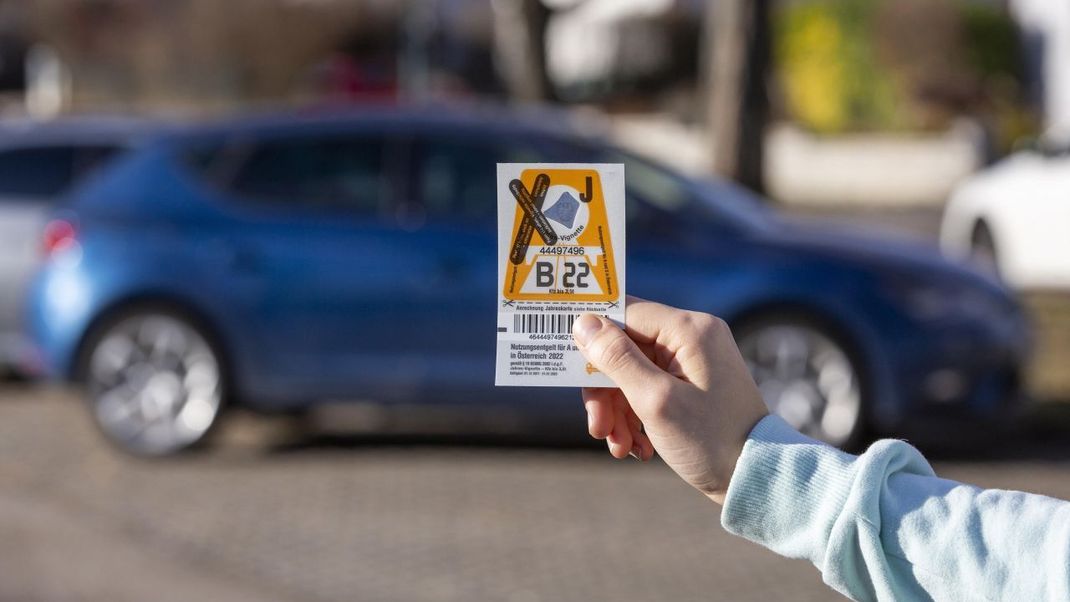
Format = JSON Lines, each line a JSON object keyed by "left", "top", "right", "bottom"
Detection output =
{"left": 775, "top": 0, "right": 898, "bottom": 133}
{"left": 774, "top": 0, "right": 1037, "bottom": 144}
{"left": 961, "top": 3, "right": 1020, "bottom": 77}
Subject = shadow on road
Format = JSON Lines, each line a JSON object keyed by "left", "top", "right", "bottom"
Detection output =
{"left": 904, "top": 402, "right": 1070, "bottom": 463}
{"left": 254, "top": 402, "right": 1070, "bottom": 464}
{"left": 264, "top": 427, "right": 601, "bottom": 456}
{"left": 6, "top": 382, "right": 1069, "bottom": 464}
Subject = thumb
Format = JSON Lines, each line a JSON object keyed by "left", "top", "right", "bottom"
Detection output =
{"left": 573, "top": 314, "right": 672, "bottom": 396}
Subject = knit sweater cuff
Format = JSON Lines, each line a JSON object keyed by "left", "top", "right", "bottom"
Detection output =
{"left": 720, "top": 414, "right": 858, "bottom": 566}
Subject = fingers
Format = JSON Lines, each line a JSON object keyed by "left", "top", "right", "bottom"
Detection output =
{"left": 582, "top": 388, "right": 615, "bottom": 439}
{"left": 626, "top": 407, "right": 654, "bottom": 461}
{"left": 623, "top": 296, "right": 730, "bottom": 390}
{"left": 582, "top": 387, "right": 654, "bottom": 461}
{"left": 620, "top": 296, "right": 682, "bottom": 345}
{"left": 573, "top": 314, "right": 673, "bottom": 399}
{"left": 574, "top": 300, "right": 731, "bottom": 463}
{"left": 607, "top": 402, "right": 632, "bottom": 459}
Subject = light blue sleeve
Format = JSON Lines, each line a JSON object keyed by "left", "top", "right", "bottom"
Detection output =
{"left": 721, "top": 415, "right": 1070, "bottom": 602}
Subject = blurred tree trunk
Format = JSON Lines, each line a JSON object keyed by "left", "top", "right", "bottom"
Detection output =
{"left": 705, "top": 0, "right": 770, "bottom": 194}
{"left": 492, "top": 0, "right": 554, "bottom": 102}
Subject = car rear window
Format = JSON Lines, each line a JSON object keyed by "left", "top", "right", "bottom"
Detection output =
{"left": 0, "top": 144, "right": 121, "bottom": 200}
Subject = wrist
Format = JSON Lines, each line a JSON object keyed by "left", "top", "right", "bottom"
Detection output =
{"left": 719, "top": 415, "right": 858, "bottom": 565}
{"left": 706, "top": 411, "right": 770, "bottom": 505}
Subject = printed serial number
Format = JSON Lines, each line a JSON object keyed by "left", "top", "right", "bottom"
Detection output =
{"left": 512, "top": 313, "right": 609, "bottom": 336}
{"left": 513, "top": 313, "right": 578, "bottom": 334}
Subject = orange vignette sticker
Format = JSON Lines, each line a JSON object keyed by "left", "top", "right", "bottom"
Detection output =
{"left": 502, "top": 168, "right": 619, "bottom": 302}
{"left": 495, "top": 162, "right": 624, "bottom": 388}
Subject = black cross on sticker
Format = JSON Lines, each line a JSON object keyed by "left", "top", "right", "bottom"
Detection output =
{"left": 508, "top": 173, "right": 556, "bottom": 264}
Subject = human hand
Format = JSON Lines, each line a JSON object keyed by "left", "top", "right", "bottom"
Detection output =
{"left": 572, "top": 297, "right": 769, "bottom": 505}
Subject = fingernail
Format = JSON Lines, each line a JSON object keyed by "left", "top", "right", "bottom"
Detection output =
{"left": 629, "top": 445, "right": 642, "bottom": 461}
{"left": 573, "top": 314, "right": 603, "bottom": 347}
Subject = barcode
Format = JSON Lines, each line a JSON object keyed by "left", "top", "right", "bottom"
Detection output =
{"left": 513, "top": 313, "right": 579, "bottom": 334}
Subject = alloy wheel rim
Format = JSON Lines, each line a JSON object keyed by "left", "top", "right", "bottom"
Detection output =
{"left": 739, "top": 323, "right": 861, "bottom": 446}
{"left": 88, "top": 314, "right": 221, "bottom": 454}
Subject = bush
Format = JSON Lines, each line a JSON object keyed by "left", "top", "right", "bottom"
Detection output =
{"left": 775, "top": 0, "right": 897, "bottom": 133}
{"left": 774, "top": 0, "right": 1032, "bottom": 140}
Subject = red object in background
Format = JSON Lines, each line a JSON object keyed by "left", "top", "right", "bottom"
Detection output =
{"left": 42, "top": 219, "right": 77, "bottom": 257}
{"left": 317, "top": 54, "right": 398, "bottom": 103}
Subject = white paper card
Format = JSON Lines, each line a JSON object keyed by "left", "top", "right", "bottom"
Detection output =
{"left": 495, "top": 163, "right": 625, "bottom": 387}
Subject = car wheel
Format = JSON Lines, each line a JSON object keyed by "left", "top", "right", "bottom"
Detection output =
{"left": 970, "top": 220, "right": 1000, "bottom": 277}
{"left": 736, "top": 316, "right": 864, "bottom": 448}
{"left": 82, "top": 310, "right": 225, "bottom": 456}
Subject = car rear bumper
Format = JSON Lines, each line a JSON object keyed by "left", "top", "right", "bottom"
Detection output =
{"left": 22, "top": 266, "right": 95, "bottom": 382}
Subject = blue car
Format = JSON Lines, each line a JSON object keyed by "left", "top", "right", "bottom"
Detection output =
{"left": 25, "top": 107, "right": 1028, "bottom": 455}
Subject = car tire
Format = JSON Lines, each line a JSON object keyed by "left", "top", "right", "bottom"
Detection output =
{"left": 970, "top": 220, "right": 1000, "bottom": 278}
{"left": 79, "top": 307, "right": 227, "bottom": 457}
{"left": 734, "top": 313, "right": 867, "bottom": 449}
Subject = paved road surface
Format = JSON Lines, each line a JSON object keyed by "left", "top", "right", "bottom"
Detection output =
{"left": 3, "top": 385, "right": 1070, "bottom": 602}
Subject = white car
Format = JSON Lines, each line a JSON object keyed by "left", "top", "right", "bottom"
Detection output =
{"left": 940, "top": 138, "right": 1070, "bottom": 290}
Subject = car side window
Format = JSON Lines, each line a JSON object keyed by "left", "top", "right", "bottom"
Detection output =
{"left": 229, "top": 134, "right": 390, "bottom": 216}
{"left": 618, "top": 156, "right": 696, "bottom": 241}
{"left": 414, "top": 136, "right": 554, "bottom": 222}
{"left": 72, "top": 145, "right": 123, "bottom": 181}
{"left": 0, "top": 146, "right": 76, "bottom": 199}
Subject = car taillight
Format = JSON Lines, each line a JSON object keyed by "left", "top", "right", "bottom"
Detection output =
{"left": 42, "top": 219, "right": 78, "bottom": 257}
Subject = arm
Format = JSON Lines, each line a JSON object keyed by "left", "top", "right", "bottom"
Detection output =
{"left": 723, "top": 415, "right": 1070, "bottom": 602}
{"left": 572, "top": 298, "right": 1070, "bottom": 602}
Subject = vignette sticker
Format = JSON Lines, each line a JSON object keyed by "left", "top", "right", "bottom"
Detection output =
{"left": 495, "top": 163, "right": 625, "bottom": 387}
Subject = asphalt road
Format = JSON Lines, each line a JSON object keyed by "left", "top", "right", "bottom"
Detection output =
{"left": 3, "top": 385, "right": 1070, "bottom": 602}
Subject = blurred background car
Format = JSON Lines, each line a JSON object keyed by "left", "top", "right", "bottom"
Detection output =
{"left": 940, "top": 132, "right": 1070, "bottom": 291}
{"left": 0, "top": 1, "right": 1068, "bottom": 599}
{"left": 0, "top": 117, "right": 150, "bottom": 378}
{"left": 25, "top": 107, "right": 1027, "bottom": 456}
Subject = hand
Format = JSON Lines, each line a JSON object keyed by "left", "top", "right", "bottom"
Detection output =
{"left": 572, "top": 297, "right": 769, "bottom": 505}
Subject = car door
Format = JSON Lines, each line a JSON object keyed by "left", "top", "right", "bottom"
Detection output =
{"left": 213, "top": 127, "right": 460, "bottom": 400}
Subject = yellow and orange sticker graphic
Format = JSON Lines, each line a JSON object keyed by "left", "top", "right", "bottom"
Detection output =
{"left": 496, "top": 163, "right": 625, "bottom": 387}
{"left": 502, "top": 168, "right": 619, "bottom": 302}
